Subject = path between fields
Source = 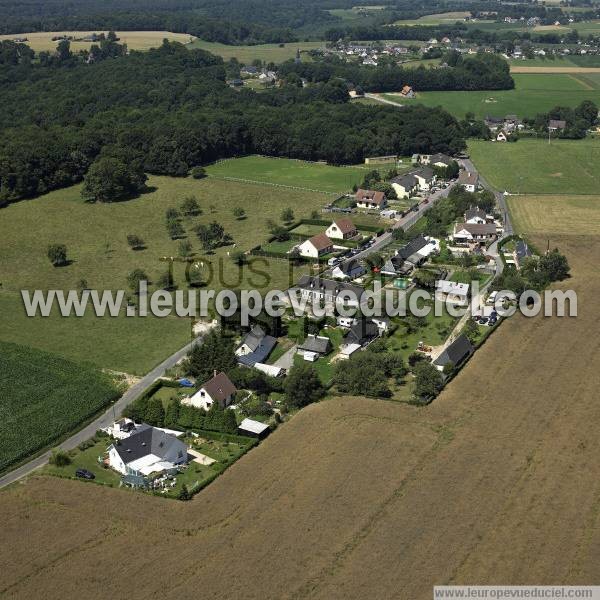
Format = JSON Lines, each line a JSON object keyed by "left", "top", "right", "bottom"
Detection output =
{"left": 0, "top": 325, "right": 215, "bottom": 490}
{"left": 364, "top": 93, "right": 404, "bottom": 107}
{"left": 207, "top": 174, "right": 339, "bottom": 195}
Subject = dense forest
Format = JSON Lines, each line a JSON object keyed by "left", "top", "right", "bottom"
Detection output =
{"left": 0, "top": 40, "right": 468, "bottom": 204}
{"left": 280, "top": 52, "right": 514, "bottom": 92}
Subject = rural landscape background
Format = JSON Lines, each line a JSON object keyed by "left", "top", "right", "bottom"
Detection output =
{"left": 1, "top": 0, "right": 600, "bottom": 597}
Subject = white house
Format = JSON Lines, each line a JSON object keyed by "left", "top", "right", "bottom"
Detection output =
{"left": 107, "top": 424, "right": 188, "bottom": 476}
{"left": 412, "top": 166, "right": 436, "bottom": 191}
{"left": 435, "top": 280, "right": 470, "bottom": 306}
{"left": 355, "top": 188, "right": 387, "bottom": 210}
{"left": 297, "top": 233, "right": 333, "bottom": 258}
{"left": 183, "top": 371, "right": 237, "bottom": 410}
{"left": 464, "top": 206, "right": 487, "bottom": 224}
{"left": 391, "top": 173, "right": 418, "bottom": 199}
{"left": 458, "top": 170, "right": 479, "bottom": 193}
{"left": 326, "top": 218, "right": 357, "bottom": 240}
{"left": 452, "top": 222, "right": 497, "bottom": 247}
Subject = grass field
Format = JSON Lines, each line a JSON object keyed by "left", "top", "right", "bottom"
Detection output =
{"left": 187, "top": 40, "right": 323, "bottom": 63}
{"left": 3, "top": 227, "right": 600, "bottom": 597}
{"left": 0, "top": 342, "right": 118, "bottom": 473}
{"left": 0, "top": 31, "right": 194, "bottom": 52}
{"left": 393, "top": 11, "right": 470, "bottom": 25}
{"left": 510, "top": 55, "right": 600, "bottom": 70}
{"left": 380, "top": 73, "right": 600, "bottom": 119}
{"left": 206, "top": 156, "right": 372, "bottom": 193}
{"left": 508, "top": 195, "right": 600, "bottom": 235}
{"left": 468, "top": 138, "right": 600, "bottom": 194}
{"left": 0, "top": 173, "right": 326, "bottom": 373}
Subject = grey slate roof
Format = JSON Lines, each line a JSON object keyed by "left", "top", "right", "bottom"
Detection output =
{"left": 298, "top": 334, "right": 331, "bottom": 355}
{"left": 433, "top": 334, "right": 474, "bottom": 368}
{"left": 237, "top": 330, "right": 277, "bottom": 367}
{"left": 112, "top": 425, "right": 187, "bottom": 465}
{"left": 465, "top": 206, "right": 487, "bottom": 221}
{"left": 293, "top": 276, "right": 364, "bottom": 299}
{"left": 397, "top": 235, "right": 429, "bottom": 260}
{"left": 515, "top": 240, "right": 533, "bottom": 263}
{"left": 344, "top": 319, "right": 379, "bottom": 346}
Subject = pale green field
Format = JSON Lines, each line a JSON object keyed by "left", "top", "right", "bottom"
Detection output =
{"left": 380, "top": 73, "right": 600, "bottom": 119}
{"left": 508, "top": 195, "right": 600, "bottom": 235}
{"left": 187, "top": 40, "right": 323, "bottom": 63}
{"left": 0, "top": 31, "right": 194, "bottom": 53}
{"left": 206, "top": 155, "right": 373, "bottom": 193}
{"left": 0, "top": 173, "right": 329, "bottom": 372}
{"left": 393, "top": 11, "right": 471, "bottom": 26}
{"left": 469, "top": 138, "right": 600, "bottom": 195}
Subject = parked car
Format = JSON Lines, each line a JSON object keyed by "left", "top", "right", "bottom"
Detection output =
{"left": 76, "top": 469, "right": 95, "bottom": 480}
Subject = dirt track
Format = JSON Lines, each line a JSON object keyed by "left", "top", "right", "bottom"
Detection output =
{"left": 2, "top": 234, "right": 600, "bottom": 599}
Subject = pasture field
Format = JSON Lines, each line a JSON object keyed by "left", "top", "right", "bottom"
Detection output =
{"left": 0, "top": 342, "right": 118, "bottom": 473}
{"left": 2, "top": 229, "right": 600, "bottom": 598}
{"left": 187, "top": 40, "right": 323, "bottom": 63}
{"left": 381, "top": 73, "right": 600, "bottom": 119}
{"left": 0, "top": 174, "right": 324, "bottom": 372}
{"left": 510, "top": 55, "right": 600, "bottom": 69}
{"left": 468, "top": 138, "right": 600, "bottom": 194}
{"left": 0, "top": 31, "right": 194, "bottom": 52}
{"left": 508, "top": 195, "right": 600, "bottom": 235}
{"left": 393, "top": 11, "right": 470, "bottom": 25}
{"left": 205, "top": 155, "right": 371, "bottom": 193}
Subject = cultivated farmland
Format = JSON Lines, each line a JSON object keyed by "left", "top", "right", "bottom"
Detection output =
{"left": 0, "top": 31, "right": 194, "bottom": 52}
{"left": 508, "top": 195, "right": 600, "bottom": 235}
{"left": 381, "top": 73, "right": 600, "bottom": 119}
{"left": 187, "top": 40, "right": 324, "bottom": 63}
{"left": 1, "top": 229, "right": 599, "bottom": 599}
{"left": 468, "top": 138, "right": 600, "bottom": 194}
{"left": 0, "top": 342, "right": 118, "bottom": 473}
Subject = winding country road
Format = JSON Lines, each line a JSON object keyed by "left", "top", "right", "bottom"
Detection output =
{"left": 0, "top": 332, "right": 210, "bottom": 489}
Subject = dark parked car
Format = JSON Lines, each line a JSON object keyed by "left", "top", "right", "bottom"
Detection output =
{"left": 76, "top": 468, "right": 95, "bottom": 480}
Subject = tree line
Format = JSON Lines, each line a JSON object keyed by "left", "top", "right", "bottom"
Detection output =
{"left": 0, "top": 40, "right": 467, "bottom": 205}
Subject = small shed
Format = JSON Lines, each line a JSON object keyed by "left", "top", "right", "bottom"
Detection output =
{"left": 238, "top": 418, "right": 271, "bottom": 439}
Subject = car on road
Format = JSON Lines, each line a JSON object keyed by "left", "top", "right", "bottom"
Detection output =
{"left": 75, "top": 469, "right": 95, "bottom": 480}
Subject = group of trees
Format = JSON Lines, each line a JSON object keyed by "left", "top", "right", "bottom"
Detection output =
{"left": 528, "top": 101, "right": 598, "bottom": 139}
{"left": 0, "top": 41, "right": 468, "bottom": 204}
{"left": 279, "top": 52, "right": 514, "bottom": 94}
{"left": 334, "top": 339, "right": 407, "bottom": 398}
{"left": 424, "top": 186, "right": 496, "bottom": 238}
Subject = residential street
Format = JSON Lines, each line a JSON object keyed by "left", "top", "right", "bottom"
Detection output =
{"left": 0, "top": 330, "right": 212, "bottom": 489}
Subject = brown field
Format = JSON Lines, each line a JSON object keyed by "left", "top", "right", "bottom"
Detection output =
{"left": 2, "top": 230, "right": 600, "bottom": 597}
{"left": 508, "top": 195, "right": 600, "bottom": 235}
{"left": 0, "top": 31, "right": 194, "bottom": 52}
{"left": 510, "top": 66, "right": 600, "bottom": 73}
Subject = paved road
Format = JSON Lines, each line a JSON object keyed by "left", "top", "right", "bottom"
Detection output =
{"left": 0, "top": 332, "right": 210, "bottom": 489}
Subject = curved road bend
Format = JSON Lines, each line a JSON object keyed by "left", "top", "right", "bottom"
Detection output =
{"left": 0, "top": 333, "right": 210, "bottom": 489}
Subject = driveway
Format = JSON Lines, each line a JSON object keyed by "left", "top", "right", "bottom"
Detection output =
{"left": 0, "top": 325, "right": 215, "bottom": 489}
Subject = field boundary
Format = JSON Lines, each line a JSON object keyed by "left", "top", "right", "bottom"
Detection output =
{"left": 206, "top": 174, "right": 341, "bottom": 195}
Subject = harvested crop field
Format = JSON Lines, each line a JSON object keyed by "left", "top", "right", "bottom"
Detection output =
{"left": 508, "top": 195, "right": 600, "bottom": 235}
{"left": 2, "top": 233, "right": 600, "bottom": 598}
{"left": 510, "top": 66, "right": 600, "bottom": 73}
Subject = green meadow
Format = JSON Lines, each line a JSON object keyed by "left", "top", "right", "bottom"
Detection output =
{"left": 468, "top": 138, "right": 600, "bottom": 195}
{"left": 186, "top": 40, "right": 323, "bottom": 63}
{"left": 381, "top": 73, "right": 600, "bottom": 119}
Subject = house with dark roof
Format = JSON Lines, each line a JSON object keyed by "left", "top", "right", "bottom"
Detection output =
{"left": 235, "top": 325, "right": 277, "bottom": 367}
{"left": 331, "top": 259, "right": 366, "bottom": 281}
{"left": 291, "top": 276, "right": 364, "bottom": 307}
{"left": 184, "top": 371, "right": 237, "bottom": 410}
{"left": 298, "top": 233, "right": 333, "bottom": 259}
{"left": 297, "top": 334, "right": 331, "bottom": 356}
{"left": 107, "top": 424, "right": 188, "bottom": 476}
{"left": 391, "top": 173, "right": 418, "bottom": 198}
{"left": 428, "top": 153, "right": 454, "bottom": 168}
{"left": 343, "top": 319, "right": 379, "bottom": 347}
{"left": 412, "top": 166, "right": 436, "bottom": 191}
{"left": 355, "top": 189, "right": 387, "bottom": 210}
{"left": 514, "top": 239, "right": 533, "bottom": 269}
{"left": 452, "top": 222, "right": 497, "bottom": 246}
{"left": 326, "top": 218, "right": 358, "bottom": 240}
{"left": 381, "top": 235, "right": 439, "bottom": 276}
{"left": 433, "top": 334, "right": 474, "bottom": 371}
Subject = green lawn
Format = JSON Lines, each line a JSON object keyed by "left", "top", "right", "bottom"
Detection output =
{"left": 206, "top": 155, "right": 372, "bottom": 194}
{"left": 0, "top": 342, "right": 119, "bottom": 473}
{"left": 468, "top": 138, "right": 600, "bottom": 194}
{"left": 186, "top": 40, "right": 324, "bottom": 63}
{"left": 381, "top": 73, "right": 600, "bottom": 119}
{"left": 0, "top": 174, "right": 324, "bottom": 373}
